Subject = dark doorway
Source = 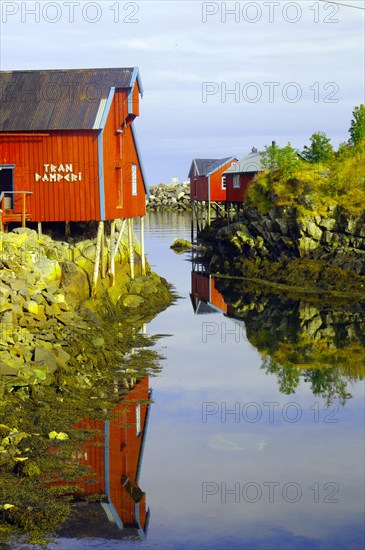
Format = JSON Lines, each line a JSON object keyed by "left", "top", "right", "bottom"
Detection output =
{"left": 0, "top": 167, "right": 14, "bottom": 209}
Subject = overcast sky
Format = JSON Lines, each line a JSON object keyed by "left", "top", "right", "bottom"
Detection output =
{"left": 0, "top": 0, "right": 364, "bottom": 184}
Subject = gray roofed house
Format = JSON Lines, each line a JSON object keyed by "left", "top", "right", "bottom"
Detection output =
{"left": 188, "top": 157, "right": 233, "bottom": 178}
{"left": 224, "top": 149, "right": 264, "bottom": 175}
{"left": 0, "top": 68, "right": 142, "bottom": 131}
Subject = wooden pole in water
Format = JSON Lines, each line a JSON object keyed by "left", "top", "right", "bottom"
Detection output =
{"left": 140, "top": 216, "right": 146, "bottom": 275}
{"left": 109, "top": 220, "right": 116, "bottom": 286}
{"left": 128, "top": 217, "right": 135, "bottom": 279}
{"left": 92, "top": 221, "right": 103, "bottom": 296}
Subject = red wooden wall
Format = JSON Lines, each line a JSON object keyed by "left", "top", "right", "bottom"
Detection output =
{"left": 103, "top": 88, "right": 146, "bottom": 220}
{"left": 190, "top": 159, "right": 237, "bottom": 202}
{"left": 0, "top": 80, "right": 146, "bottom": 223}
{"left": 226, "top": 173, "right": 257, "bottom": 203}
{"left": 0, "top": 132, "right": 99, "bottom": 222}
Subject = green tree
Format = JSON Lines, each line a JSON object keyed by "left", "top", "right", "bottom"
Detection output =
{"left": 260, "top": 143, "right": 302, "bottom": 181}
{"left": 349, "top": 104, "right": 365, "bottom": 145}
{"left": 302, "top": 131, "right": 334, "bottom": 163}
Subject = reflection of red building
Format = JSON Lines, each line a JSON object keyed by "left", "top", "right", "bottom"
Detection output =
{"left": 190, "top": 271, "right": 232, "bottom": 315}
{"left": 61, "top": 377, "right": 151, "bottom": 540}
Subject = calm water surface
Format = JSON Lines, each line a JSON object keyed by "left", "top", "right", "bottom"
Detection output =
{"left": 53, "top": 211, "right": 365, "bottom": 550}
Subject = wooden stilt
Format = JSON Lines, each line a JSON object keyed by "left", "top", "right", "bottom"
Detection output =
{"left": 65, "top": 221, "right": 70, "bottom": 239}
{"left": 37, "top": 222, "right": 42, "bottom": 239}
{"left": 109, "top": 220, "right": 116, "bottom": 286}
{"left": 115, "top": 219, "right": 126, "bottom": 258}
{"left": 92, "top": 221, "right": 103, "bottom": 296}
{"left": 100, "top": 222, "right": 106, "bottom": 279}
{"left": 21, "top": 193, "right": 26, "bottom": 227}
{"left": 140, "top": 216, "right": 146, "bottom": 275}
{"left": 128, "top": 218, "right": 135, "bottom": 279}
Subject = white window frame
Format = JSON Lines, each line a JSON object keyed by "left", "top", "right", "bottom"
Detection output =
{"left": 136, "top": 404, "right": 141, "bottom": 436}
{"left": 131, "top": 163, "right": 137, "bottom": 196}
{"left": 221, "top": 175, "right": 226, "bottom": 190}
{"left": 233, "top": 174, "right": 240, "bottom": 189}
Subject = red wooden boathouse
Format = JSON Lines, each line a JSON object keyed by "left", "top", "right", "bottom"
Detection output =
{"left": 188, "top": 157, "right": 238, "bottom": 202}
{"left": 188, "top": 156, "right": 238, "bottom": 234}
{"left": 0, "top": 67, "right": 147, "bottom": 225}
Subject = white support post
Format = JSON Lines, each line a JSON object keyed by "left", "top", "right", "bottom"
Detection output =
{"left": 92, "top": 221, "right": 104, "bottom": 296}
{"left": 128, "top": 217, "right": 135, "bottom": 279}
{"left": 100, "top": 221, "right": 106, "bottom": 279}
{"left": 140, "top": 216, "right": 146, "bottom": 275}
{"left": 109, "top": 220, "right": 116, "bottom": 286}
{"left": 115, "top": 219, "right": 126, "bottom": 258}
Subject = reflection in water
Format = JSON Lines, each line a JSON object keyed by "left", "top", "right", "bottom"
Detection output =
{"left": 58, "top": 377, "right": 151, "bottom": 541}
{"left": 190, "top": 268, "right": 365, "bottom": 404}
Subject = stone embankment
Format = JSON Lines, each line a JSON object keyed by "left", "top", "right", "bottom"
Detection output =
{"left": 0, "top": 226, "right": 173, "bottom": 390}
{"left": 147, "top": 182, "right": 191, "bottom": 211}
{"left": 203, "top": 205, "right": 365, "bottom": 296}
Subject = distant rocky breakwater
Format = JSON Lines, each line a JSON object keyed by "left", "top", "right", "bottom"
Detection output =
{"left": 147, "top": 182, "right": 191, "bottom": 211}
{"left": 0, "top": 226, "right": 173, "bottom": 391}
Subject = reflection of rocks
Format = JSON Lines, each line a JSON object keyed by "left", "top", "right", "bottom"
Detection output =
{"left": 216, "top": 278, "right": 365, "bottom": 360}
{"left": 214, "top": 278, "right": 364, "bottom": 402}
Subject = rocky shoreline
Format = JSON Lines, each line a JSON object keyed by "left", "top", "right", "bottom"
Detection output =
{"left": 0, "top": 226, "right": 174, "bottom": 392}
{"left": 0, "top": 225, "right": 174, "bottom": 546}
{"left": 200, "top": 205, "right": 365, "bottom": 299}
{"left": 147, "top": 182, "right": 191, "bottom": 211}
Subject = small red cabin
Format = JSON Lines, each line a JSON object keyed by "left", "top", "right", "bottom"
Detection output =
{"left": 0, "top": 68, "right": 147, "bottom": 225}
{"left": 224, "top": 148, "right": 263, "bottom": 203}
{"left": 188, "top": 157, "right": 238, "bottom": 202}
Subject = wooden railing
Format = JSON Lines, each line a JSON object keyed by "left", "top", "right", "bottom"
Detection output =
{"left": 0, "top": 191, "right": 32, "bottom": 232}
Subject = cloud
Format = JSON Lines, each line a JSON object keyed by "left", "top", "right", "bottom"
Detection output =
{"left": 0, "top": 0, "right": 363, "bottom": 182}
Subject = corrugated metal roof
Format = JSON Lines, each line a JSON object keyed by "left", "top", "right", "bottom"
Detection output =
{"left": 189, "top": 157, "right": 234, "bottom": 178}
{"left": 0, "top": 68, "right": 139, "bottom": 131}
{"left": 224, "top": 152, "right": 263, "bottom": 174}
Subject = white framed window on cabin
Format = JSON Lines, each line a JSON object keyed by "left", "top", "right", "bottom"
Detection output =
{"left": 221, "top": 175, "right": 226, "bottom": 190}
{"left": 233, "top": 174, "right": 240, "bottom": 189}
{"left": 131, "top": 163, "right": 137, "bottom": 196}
{"left": 136, "top": 404, "right": 141, "bottom": 436}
